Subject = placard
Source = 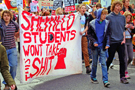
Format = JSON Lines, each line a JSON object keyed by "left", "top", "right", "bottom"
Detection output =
{"left": 0, "top": 3, "right": 8, "bottom": 10}
{"left": 39, "top": 1, "right": 53, "bottom": 10}
{"left": 64, "top": 0, "right": 75, "bottom": 12}
{"left": 30, "top": 2, "right": 38, "bottom": 12}
{"left": 17, "top": 0, "right": 23, "bottom": 8}
{"left": 53, "top": 0, "right": 63, "bottom": 10}
{"left": 101, "top": 0, "right": 111, "bottom": 8}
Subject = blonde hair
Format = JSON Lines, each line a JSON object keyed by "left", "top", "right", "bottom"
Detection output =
{"left": 111, "top": 1, "right": 123, "bottom": 11}
{"left": 1, "top": 10, "right": 13, "bottom": 20}
{"left": 123, "top": 11, "right": 133, "bottom": 23}
{"left": 101, "top": 8, "right": 108, "bottom": 15}
{"left": 79, "top": 4, "right": 86, "bottom": 8}
{"left": 56, "top": 7, "right": 62, "bottom": 15}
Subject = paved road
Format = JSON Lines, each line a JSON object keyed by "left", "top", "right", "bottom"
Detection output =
{"left": 1, "top": 52, "right": 135, "bottom": 90}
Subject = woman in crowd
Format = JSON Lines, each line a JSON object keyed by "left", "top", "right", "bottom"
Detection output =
{"left": 63, "top": 8, "right": 68, "bottom": 15}
{"left": 41, "top": 11, "right": 50, "bottom": 16}
{"left": 32, "top": 11, "right": 39, "bottom": 15}
{"left": 123, "top": 11, "right": 135, "bottom": 79}
{"left": 40, "top": 7, "right": 47, "bottom": 16}
{"left": 56, "top": 7, "right": 63, "bottom": 15}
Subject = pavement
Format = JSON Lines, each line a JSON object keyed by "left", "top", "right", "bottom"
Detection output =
{"left": 1, "top": 50, "right": 135, "bottom": 90}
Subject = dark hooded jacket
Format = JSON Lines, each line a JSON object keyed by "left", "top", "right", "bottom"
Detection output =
{"left": 87, "top": 8, "right": 111, "bottom": 51}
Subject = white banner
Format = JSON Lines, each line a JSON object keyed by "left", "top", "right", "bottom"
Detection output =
{"left": 19, "top": 9, "right": 82, "bottom": 83}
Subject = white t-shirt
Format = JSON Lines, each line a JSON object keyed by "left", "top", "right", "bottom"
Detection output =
{"left": 125, "top": 28, "right": 131, "bottom": 39}
{"left": 80, "top": 15, "right": 86, "bottom": 36}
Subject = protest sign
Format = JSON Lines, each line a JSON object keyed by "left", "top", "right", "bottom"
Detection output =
{"left": 19, "top": 9, "right": 82, "bottom": 83}
{"left": 38, "top": 1, "right": 53, "bottom": 10}
{"left": 30, "top": 2, "right": 38, "bottom": 12}
{"left": 17, "top": 0, "right": 23, "bottom": 8}
{"left": 101, "top": 0, "right": 111, "bottom": 8}
{"left": 52, "top": 0, "right": 63, "bottom": 15}
{"left": 53, "top": 0, "right": 63, "bottom": 10}
{"left": 82, "top": 1, "right": 90, "bottom": 5}
{"left": 0, "top": 3, "right": 8, "bottom": 10}
{"left": 64, "top": 0, "right": 75, "bottom": 12}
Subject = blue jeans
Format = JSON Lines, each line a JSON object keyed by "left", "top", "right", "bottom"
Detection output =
{"left": 3, "top": 48, "right": 18, "bottom": 84}
{"left": 99, "top": 49, "right": 108, "bottom": 63}
{"left": 91, "top": 47, "right": 108, "bottom": 82}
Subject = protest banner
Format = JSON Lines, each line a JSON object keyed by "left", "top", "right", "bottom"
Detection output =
{"left": 64, "top": 0, "right": 75, "bottom": 12}
{"left": 19, "top": 8, "right": 82, "bottom": 83}
{"left": 38, "top": 1, "right": 53, "bottom": 10}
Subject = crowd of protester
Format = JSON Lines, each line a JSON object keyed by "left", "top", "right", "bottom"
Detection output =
{"left": 0, "top": 0, "right": 135, "bottom": 89}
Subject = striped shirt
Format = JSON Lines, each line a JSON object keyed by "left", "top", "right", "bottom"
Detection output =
{"left": 3, "top": 22, "right": 18, "bottom": 49}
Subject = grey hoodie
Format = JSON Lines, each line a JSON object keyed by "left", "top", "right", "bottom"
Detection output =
{"left": 106, "top": 12, "right": 125, "bottom": 44}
